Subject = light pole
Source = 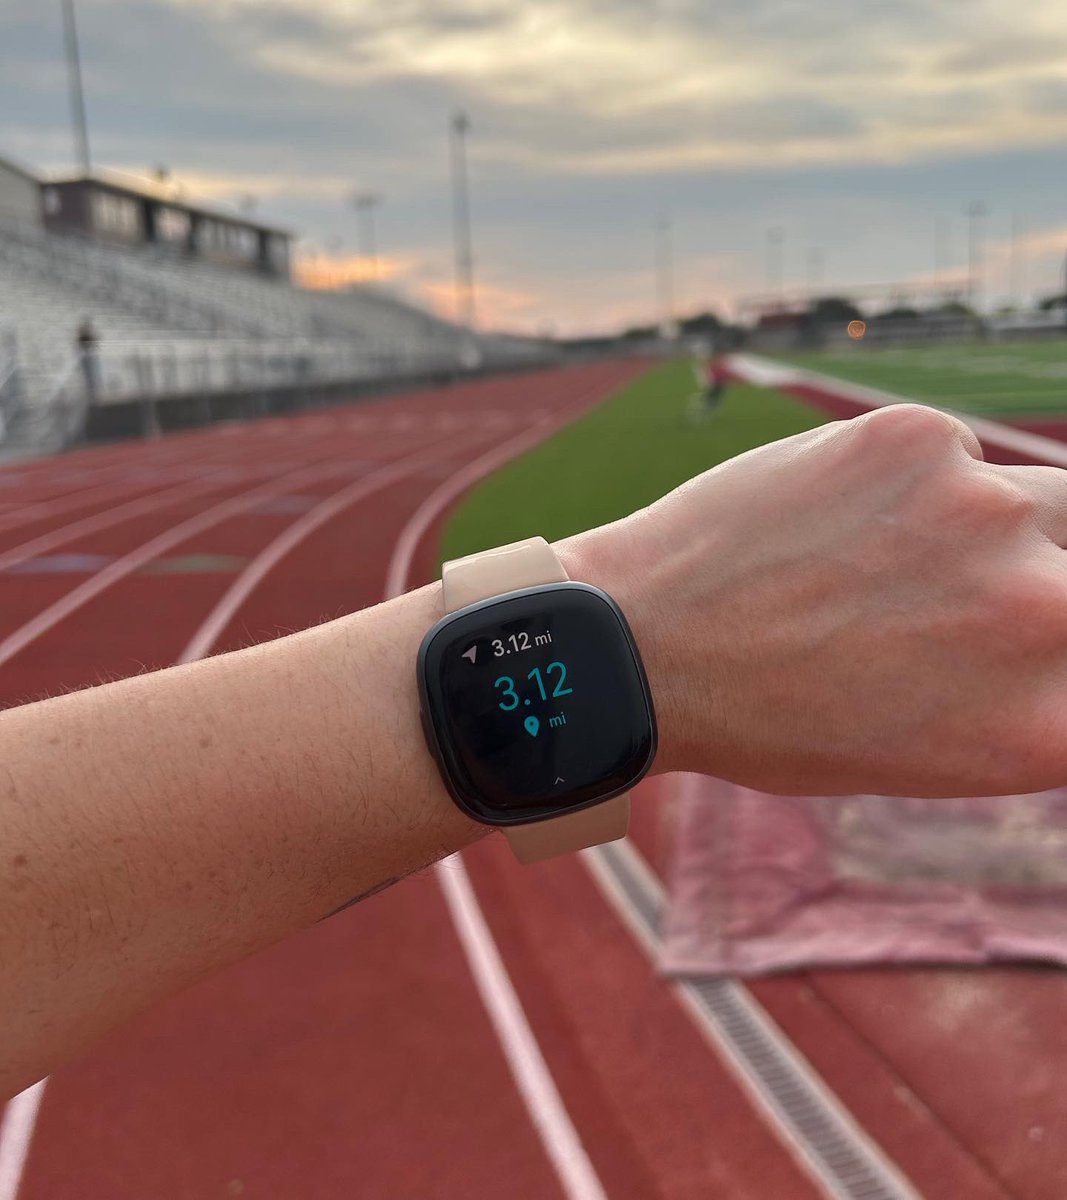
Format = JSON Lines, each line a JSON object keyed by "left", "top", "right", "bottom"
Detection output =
{"left": 805, "top": 247, "right": 824, "bottom": 297}
{"left": 351, "top": 191, "right": 381, "bottom": 281}
{"left": 966, "top": 201, "right": 987, "bottom": 310}
{"left": 934, "top": 215, "right": 949, "bottom": 302}
{"left": 1009, "top": 212, "right": 1025, "bottom": 307}
{"left": 654, "top": 214, "right": 674, "bottom": 335}
{"left": 766, "top": 227, "right": 785, "bottom": 300}
{"left": 60, "top": 0, "right": 91, "bottom": 174}
{"left": 449, "top": 110, "right": 476, "bottom": 328}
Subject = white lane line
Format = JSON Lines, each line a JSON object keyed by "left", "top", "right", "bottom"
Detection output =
{"left": 0, "top": 458, "right": 353, "bottom": 670}
{"left": 435, "top": 861, "right": 608, "bottom": 1200}
{"left": 0, "top": 474, "right": 234, "bottom": 574}
{"left": 0, "top": 446, "right": 246, "bottom": 533}
{"left": 386, "top": 378, "right": 624, "bottom": 1200}
{"left": 0, "top": 1082, "right": 45, "bottom": 1200}
{"left": 0, "top": 478, "right": 165, "bottom": 536}
{"left": 178, "top": 433, "right": 473, "bottom": 665}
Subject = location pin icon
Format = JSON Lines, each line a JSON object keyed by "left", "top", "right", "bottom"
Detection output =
{"left": 524, "top": 715, "right": 540, "bottom": 738}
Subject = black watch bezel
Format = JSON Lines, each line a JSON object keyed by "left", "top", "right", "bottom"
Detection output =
{"left": 417, "top": 581, "right": 657, "bottom": 827}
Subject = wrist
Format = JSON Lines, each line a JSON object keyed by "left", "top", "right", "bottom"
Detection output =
{"left": 555, "top": 525, "right": 697, "bottom": 776}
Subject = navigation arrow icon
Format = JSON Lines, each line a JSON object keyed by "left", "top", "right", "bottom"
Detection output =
{"left": 461, "top": 645, "right": 477, "bottom": 664}
{"left": 554, "top": 777, "right": 565, "bottom": 785}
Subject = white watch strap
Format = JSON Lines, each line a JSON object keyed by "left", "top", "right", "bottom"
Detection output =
{"left": 441, "top": 536, "right": 630, "bottom": 863}
{"left": 442, "top": 536, "right": 569, "bottom": 608}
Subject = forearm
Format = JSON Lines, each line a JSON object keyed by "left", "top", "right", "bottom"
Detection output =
{"left": 0, "top": 577, "right": 490, "bottom": 1098}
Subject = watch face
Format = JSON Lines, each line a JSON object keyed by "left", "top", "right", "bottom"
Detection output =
{"left": 418, "top": 583, "right": 657, "bottom": 825}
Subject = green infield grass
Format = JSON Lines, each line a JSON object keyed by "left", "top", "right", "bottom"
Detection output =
{"left": 440, "top": 359, "right": 827, "bottom": 563}
{"left": 786, "top": 341, "right": 1067, "bottom": 416}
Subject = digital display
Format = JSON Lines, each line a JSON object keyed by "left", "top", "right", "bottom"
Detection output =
{"left": 419, "top": 583, "right": 656, "bottom": 825}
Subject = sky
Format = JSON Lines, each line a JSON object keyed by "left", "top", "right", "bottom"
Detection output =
{"left": 3, "top": 0, "right": 1067, "bottom": 334}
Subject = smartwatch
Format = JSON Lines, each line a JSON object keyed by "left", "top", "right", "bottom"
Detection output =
{"left": 417, "top": 536, "right": 657, "bottom": 864}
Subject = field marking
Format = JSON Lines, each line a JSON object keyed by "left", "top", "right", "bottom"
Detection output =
{"left": 726, "top": 354, "right": 1067, "bottom": 468}
{"left": 0, "top": 473, "right": 236, "bottom": 573}
{"left": 0, "top": 476, "right": 176, "bottom": 536}
{"left": 178, "top": 433, "right": 474, "bottom": 664}
{"left": 0, "top": 457, "right": 358, "bottom": 669}
{"left": 386, "top": 377, "right": 628, "bottom": 1200}
{"left": 811, "top": 347, "right": 1067, "bottom": 381}
{"left": 433, "top": 862, "right": 608, "bottom": 1200}
{"left": 0, "top": 443, "right": 249, "bottom": 528}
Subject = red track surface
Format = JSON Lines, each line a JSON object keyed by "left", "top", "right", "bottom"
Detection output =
{"left": 0, "top": 359, "right": 1057, "bottom": 1199}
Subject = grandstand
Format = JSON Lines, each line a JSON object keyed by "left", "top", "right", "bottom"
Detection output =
{"left": 0, "top": 157, "right": 550, "bottom": 457}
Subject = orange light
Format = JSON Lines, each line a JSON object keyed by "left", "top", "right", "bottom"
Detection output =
{"left": 847, "top": 319, "right": 867, "bottom": 340}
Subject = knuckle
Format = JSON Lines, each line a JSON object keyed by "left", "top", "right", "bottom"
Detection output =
{"left": 853, "top": 403, "right": 963, "bottom": 452}
{"left": 958, "top": 473, "right": 1036, "bottom": 527}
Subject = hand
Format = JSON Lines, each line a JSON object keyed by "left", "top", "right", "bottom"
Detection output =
{"left": 563, "top": 404, "right": 1067, "bottom": 797}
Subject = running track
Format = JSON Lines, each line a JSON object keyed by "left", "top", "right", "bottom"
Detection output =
{"left": 0, "top": 359, "right": 1062, "bottom": 1199}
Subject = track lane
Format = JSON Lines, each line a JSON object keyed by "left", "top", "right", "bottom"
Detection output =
{"left": 0, "top": 468, "right": 263, "bottom": 565}
{"left": 0, "top": 426, "right": 263, "bottom": 519}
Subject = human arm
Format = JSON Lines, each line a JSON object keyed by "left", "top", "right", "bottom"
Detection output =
{"left": 5, "top": 402, "right": 1067, "bottom": 1097}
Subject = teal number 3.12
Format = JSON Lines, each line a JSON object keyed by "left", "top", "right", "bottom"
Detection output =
{"left": 495, "top": 661, "right": 573, "bottom": 711}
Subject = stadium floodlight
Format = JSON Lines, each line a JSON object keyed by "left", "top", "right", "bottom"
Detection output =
{"left": 933, "top": 215, "right": 950, "bottom": 302}
{"left": 966, "top": 200, "right": 987, "bottom": 309}
{"left": 450, "top": 110, "right": 476, "bottom": 329}
{"left": 1009, "top": 212, "right": 1025, "bottom": 307}
{"left": 766, "top": 227, "right": 785, "bottom": 298}
{"left": 60, "top": 0, "right": 91, "bottom": 175}
{"left": 805, "top": 247, "right": 825, "bottom": 296}
{"left": 654, "top": 214, "right": 675, "bottom": 336}
{"left": 350, "top": 191, "right": 381, "bottom": 281}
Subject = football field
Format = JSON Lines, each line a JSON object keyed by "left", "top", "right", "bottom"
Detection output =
{"left": 788, "top": 340, "right": 1067, "bottom": 416}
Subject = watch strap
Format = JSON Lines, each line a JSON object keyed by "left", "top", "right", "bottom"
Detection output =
{"left": 442, "top": 536, "right": 569, "bottom": 609}
{"left": 441, "top": 536, "right": 630, "bottom": 863}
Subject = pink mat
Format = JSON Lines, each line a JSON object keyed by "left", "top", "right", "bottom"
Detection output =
{"left": 660, "top": 774, "right": 1067, "bottom": 976}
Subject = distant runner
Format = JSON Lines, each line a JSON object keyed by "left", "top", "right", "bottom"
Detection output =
{"left": 685, "top": 356, "right": 726, "bottom": 424}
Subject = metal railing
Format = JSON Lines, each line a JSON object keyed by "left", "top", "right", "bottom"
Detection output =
{"left": 85, "top": 335, "right": 462, "bottom": 403}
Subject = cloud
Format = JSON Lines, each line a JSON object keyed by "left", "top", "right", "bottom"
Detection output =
{"left": 155, "top": 0, "right": 1067, "bottom": 174}
{"left": 292, "top": 251, "right": 418, "bottom": 290}
{"left": 5, "top": 0, "right": 1067, "bottom": 332}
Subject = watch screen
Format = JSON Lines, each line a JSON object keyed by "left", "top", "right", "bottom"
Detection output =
{"left": 419, "top": 583, "right": 656, "bottom": 824}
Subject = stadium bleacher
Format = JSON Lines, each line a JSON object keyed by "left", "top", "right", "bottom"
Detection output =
{"left": 0, "top": 199, "right": 549, "bottom": 456}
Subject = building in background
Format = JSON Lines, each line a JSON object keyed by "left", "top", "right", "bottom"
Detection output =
{"left": 40, "top": 174, "right": 291, "bottom": 277}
